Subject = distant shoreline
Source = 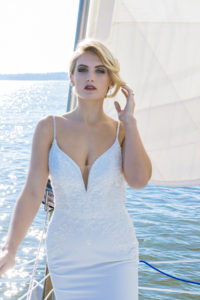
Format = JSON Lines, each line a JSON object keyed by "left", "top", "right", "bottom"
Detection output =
{"left": 0, "top": 72, "right": 68, "bottom": 80}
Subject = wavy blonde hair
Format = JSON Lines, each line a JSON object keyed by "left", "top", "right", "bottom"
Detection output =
{"left": 69, "top": 38, "right": 126, "bottom": 98}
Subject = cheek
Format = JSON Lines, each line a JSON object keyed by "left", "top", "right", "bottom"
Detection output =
{"left": 73, "top": 76, "right": 83, "bottom": 88}
{"left": 102, "top": 78, "right": 110, "bottom": 89}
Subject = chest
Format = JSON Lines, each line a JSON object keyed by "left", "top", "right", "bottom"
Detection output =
{"left": 49, "top": 138, "right": 123, "bottom": 194}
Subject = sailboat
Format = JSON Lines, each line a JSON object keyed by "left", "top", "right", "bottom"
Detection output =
{"left": 68, "top": 0, "right": 200, "bottom": 187}
{"left": 16, "top": 0, "right": 200, "bottom": 298}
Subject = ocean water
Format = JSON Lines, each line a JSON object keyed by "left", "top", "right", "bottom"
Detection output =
{"left": 0, "top": 80, "right": 199, "bottom": 299}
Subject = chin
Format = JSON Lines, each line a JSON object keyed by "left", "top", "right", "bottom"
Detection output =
{"left": 78, "top": 93, "right": 104, "bottom": 100}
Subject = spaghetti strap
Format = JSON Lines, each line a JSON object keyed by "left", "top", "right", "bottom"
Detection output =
{"left": 47, "top": 113, "right": 139, "bottom": 299}
{"left": 52, "top": 115, "right": 56, "bottom": 140}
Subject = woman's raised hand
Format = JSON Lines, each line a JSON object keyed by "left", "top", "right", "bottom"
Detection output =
{"left": 0, "top": 247, "right": 16, "bottom": 278}
{"left": 114, "top": 84, "right": 136, "bottom": 123}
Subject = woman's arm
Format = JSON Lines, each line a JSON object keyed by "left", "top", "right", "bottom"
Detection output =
{"left": 0, "top": 115, "right": 53, "bottom": 277}
{"left": 122, "top": 117, "right": 152, "bottom": 189}
{"left": 114, "top": 85, "right": 152, "bottom": 189}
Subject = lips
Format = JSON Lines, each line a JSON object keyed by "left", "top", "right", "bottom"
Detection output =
{"left": 84, "top": 84, "right": 97, "bottom": 90}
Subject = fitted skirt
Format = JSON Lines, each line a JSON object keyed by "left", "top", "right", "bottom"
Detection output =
{"left": 47, "top": 258, "right": 138, "bottom": 300}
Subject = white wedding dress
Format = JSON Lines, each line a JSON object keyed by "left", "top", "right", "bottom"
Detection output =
{"left": 45, "top": 115, "right": 139, "bottom": 299}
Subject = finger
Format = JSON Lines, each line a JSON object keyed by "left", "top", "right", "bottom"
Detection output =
{"left": 121, "top": 87, "right": 134, "bottom": 100}
{"left": 121, "top": 88, "right": 128, "bottom": 97}
{"left": 121, "top": 84, "right": 132, "bottom": 92}
{"left": 121, "top": 88, "right": 134, "bottom": 111}
{"left": 114, "top": 101, "right": 121, "bottom": 113}
{"left": 0, "top": 262, "right": 6, "bottom": 278}
{"left": 121, "top": 85, "right": 134, "bottom": 97}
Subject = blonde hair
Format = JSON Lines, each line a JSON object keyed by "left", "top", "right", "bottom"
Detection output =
{"left": 69, "top": 38, "right": 126, "bottom": 98}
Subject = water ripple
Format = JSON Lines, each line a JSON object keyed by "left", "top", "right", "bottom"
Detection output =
{"left": 0, "top": 81, "right": 199, "bottom": 299}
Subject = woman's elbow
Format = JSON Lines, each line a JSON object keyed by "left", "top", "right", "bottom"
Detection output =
{"left": 128, "top": 171, "right": 152, "bottom": 189}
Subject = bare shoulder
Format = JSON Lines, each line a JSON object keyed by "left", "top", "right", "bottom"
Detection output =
{"left": 107, "top": 117, "right": 125, "bottom": 146}
{"left": 55, "top": 113, "right": 74, "bottom": 128}
{"left": 34, "top": 115, "right": 54, "bottom": 142}
{"left": 36, "top": 114, "right": 53, "bottom": 131}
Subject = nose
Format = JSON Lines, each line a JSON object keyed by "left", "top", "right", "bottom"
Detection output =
{"left": 86, "top": 70, "right": 95, "bottom": 82}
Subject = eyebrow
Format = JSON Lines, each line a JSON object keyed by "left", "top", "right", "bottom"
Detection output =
{"left": 77, "top": 64, "right": 106, "bottom": 68}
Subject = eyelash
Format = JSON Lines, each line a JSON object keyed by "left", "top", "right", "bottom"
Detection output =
{"left": 77, "top": 68, "right": 105, "bottom": 74}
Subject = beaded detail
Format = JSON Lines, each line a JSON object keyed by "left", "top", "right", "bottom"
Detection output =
{"left": 46, "top": 115, "right": 139, "bottom": 268}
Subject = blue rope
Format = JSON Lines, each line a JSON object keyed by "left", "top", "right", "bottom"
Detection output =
{"left": 140, "top": 260, "right": 200, "bottom": 286}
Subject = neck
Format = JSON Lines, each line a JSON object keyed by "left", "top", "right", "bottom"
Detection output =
{"left": 71, "top": 98, "right": 108, "bottom": 125}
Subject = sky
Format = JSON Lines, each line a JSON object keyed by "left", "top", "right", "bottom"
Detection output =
{"left": 0, "top": 0, "right": 80, "bottom": 74}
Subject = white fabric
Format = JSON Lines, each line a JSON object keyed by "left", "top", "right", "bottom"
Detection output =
{"left": 29, "top": 283, "right": 43, "bottom": 300}
{"left": 80, "top": 0, "right": 200, "bottom": 186}
{"left": 45, "top": 116, "right": 139, "bottom": 299}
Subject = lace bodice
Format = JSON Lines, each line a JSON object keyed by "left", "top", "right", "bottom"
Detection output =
{"left": 46, "top": 115, "right": 139, "bottom": 265}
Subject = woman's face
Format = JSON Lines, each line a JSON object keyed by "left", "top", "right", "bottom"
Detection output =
{"left": 70, "top": 51, "right": 112, "bottom": 100}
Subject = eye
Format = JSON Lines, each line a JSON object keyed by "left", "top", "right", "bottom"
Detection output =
{"left": 96, "top": 68, "right": 106, "bottom": 73}
{"left": 77, "top": 67, "right": 87, "bottom": 72}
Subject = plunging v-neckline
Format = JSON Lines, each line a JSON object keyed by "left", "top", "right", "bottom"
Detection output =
{"left": 54, "top": 138, "right": 120, "bottom": 193}
{"left": 52, "top": 120, "right": 120, "bottom": 193}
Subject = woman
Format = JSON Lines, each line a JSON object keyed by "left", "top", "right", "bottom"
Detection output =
{"left": 0, "top": 39, "right": 152, "bottom": 299}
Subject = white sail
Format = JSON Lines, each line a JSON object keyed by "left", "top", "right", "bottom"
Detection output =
{"left": 69, "top": 0, "right": 200, "bottom": 187}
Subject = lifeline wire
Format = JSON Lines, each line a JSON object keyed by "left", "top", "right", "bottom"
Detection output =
{"left": 13, "top": 258, "right": 200, "bottom": 269}
{"left": 6, "top": 190, "right": 200, "bottom": 298}
{"left": 140, "top": 260, "right": 200, "bottom": 286}
{"left": 26, "top": 205, "right": 50, "bottom": 299}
